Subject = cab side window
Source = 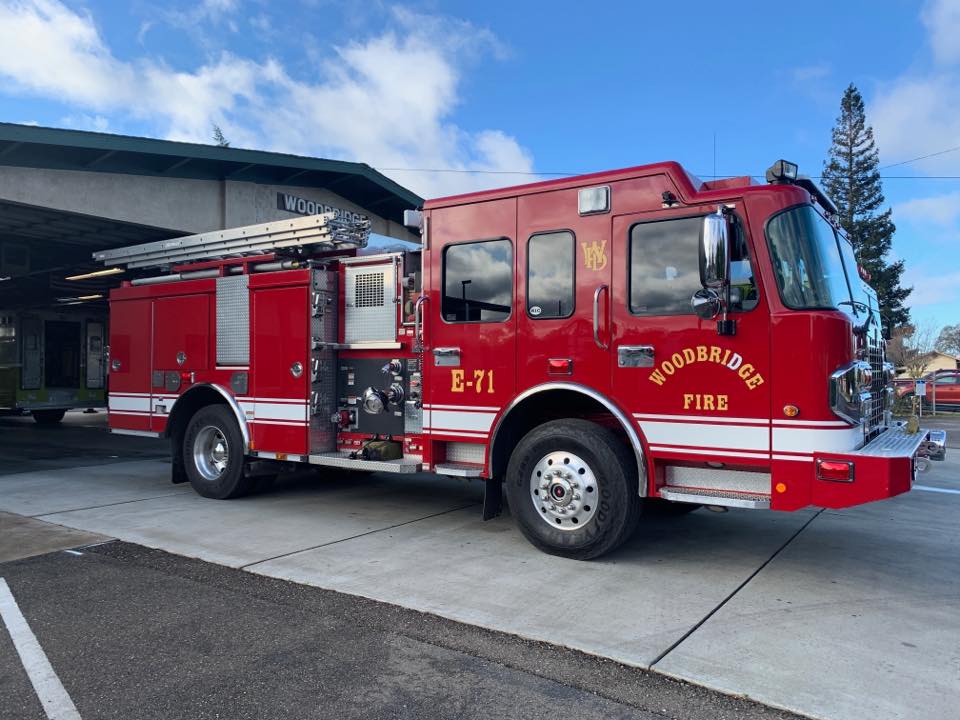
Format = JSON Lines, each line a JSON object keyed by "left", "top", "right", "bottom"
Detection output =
{"left": 629, "top": 215, "right": 758, "bottom": 315}
{"left": 527, "top": 231, "right": 575, "bottom": 319}
{"left": 442, "top": 238, "right": 513, "bottom": 323}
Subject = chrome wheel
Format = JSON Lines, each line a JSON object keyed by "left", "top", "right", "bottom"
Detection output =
{"left": 194, "top": 425, "right": 230, "bottom": 481}
{"left": 529, "top": 451, "right": 598, "bottom": 531}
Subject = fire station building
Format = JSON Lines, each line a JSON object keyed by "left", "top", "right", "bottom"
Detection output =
{"left": 0, "top": 122, "right": 421, "bottom": 418}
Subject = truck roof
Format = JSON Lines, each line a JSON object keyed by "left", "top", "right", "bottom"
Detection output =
{"left": 423, "top": 161, "right": 763, "bottom": 210}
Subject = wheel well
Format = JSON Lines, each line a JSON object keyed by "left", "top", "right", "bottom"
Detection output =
{"left": 490, "top": 388, "right": 640, "bottom": 484}
{"left": 165, "top": 386, "right": 237, "bottom": 483}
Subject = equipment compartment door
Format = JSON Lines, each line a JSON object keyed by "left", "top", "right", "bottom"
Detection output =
{"left": 610, "top": 205, "right": 772, "bottom": 477}
{"left": 251, "top": 283, "right": 309, "bottom": 456}
{"left": 107, "top": 299, "right": 153, "bottom": 431}
{"left": 423, "top": 198, "right": 517, "bottom": 444}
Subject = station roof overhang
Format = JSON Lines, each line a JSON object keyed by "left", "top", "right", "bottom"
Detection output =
{"left": 0, "top": 123, "right": 423, "bottom": 310}
{"left": 0, "top": 123, "right": 422, "bottom": 219}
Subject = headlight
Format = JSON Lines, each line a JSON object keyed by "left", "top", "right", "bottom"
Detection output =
{"left": 830, "top": 361, "right": 872, "bottom": 425}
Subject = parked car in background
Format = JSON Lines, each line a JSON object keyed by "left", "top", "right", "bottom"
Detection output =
{"left": 894, "top": 370, "right": 960, "bottom": 409}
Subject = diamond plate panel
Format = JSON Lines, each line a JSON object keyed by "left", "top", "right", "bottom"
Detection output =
{"left": 404, "top": 401, "right": 423, "bottom": 434}
{"left": 310, "top": 269, "right": 338, "bottom": 454}
{"left": 216, "top": 275, "right": 249, "bottom": 365}
{"left": 664, "top": 467, "right": 770, "bottom": 494}
{"left": 851, "top": 425, "right": 927, "bottom": 457}
{"left": 445, "top": 441, "right": 486, "bottom": 464}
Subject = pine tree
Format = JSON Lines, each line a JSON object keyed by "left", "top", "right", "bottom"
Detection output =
{"left": 821, "top": 83, "right": 911, "bottom": 329}
{"left": 212, "top": 124, "right": 230, "bottom": 148}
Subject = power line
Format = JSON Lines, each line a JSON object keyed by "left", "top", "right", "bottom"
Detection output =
{"left": 377, "top": 165, "right": 960, "bottom": 180}
{"left": 878, "top": 145, "right": 960, "bottom": 171}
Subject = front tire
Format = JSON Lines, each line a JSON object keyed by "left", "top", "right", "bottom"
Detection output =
{"left": 505, "top": 419, "right": 641, "bottom": 560}
{"left": 183, "top": 405, "right": 251, "bottom": 499}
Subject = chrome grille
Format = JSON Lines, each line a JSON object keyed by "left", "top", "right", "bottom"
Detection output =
{"left": 865, "top": 332, "right": 885, "bottom": 441}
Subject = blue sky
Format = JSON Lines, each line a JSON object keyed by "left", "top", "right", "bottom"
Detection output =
{"left": 0, "top": 0, "right": 958, "bottom": 331}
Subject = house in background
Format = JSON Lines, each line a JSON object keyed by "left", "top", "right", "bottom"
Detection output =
{"left": 895, "top": 350, "right": 960, "bottom": 378}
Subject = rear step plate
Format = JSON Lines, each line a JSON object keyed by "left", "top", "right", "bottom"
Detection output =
{"left": 660, "top": 487, "right": 770, "bottom": 509}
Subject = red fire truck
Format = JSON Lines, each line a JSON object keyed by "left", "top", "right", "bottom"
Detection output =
{"left": 96, "top": 159, "right": 946, "bottom": 559}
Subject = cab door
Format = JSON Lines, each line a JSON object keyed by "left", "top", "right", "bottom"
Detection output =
{"left": 422, "top": 198, "right": 517, "bottom": 444}
{"left": 610, "top": 204, "right": 771, "bottom": 472}
{"left": 517, "top": 187, "right": 612, "bottom": 397}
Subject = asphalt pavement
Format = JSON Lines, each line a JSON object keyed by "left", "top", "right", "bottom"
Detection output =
{"left": 0, "top": 541, "right": 800, "bottom": 720}
{"left": 1, "top": 413, "right": 957, "bottom": 720}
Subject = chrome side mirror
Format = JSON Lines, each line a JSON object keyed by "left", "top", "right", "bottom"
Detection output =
{"left": 700, "top": 208, "right": 731, "bottom": 289}
{"left": 691, "top": 288, "right": 722, "bottom": 319}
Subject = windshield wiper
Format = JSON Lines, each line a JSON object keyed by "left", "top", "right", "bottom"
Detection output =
{"left": 838, "top": 300, "right": 873, "bottom": 336}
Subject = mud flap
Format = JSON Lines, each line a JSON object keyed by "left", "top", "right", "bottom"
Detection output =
{"left": 482, "top": 478, "right": 503, "bottom": 520}
{"left": 171, "top": 439, "right": 188, "bottom": 484}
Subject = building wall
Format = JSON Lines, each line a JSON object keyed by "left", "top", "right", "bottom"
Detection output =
{"left": 896, "top": 352, "right": 960, "bottom": 378}
{"left": 0, "top": 166, "right": 417, "bottom": 242}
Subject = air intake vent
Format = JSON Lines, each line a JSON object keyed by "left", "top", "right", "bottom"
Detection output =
{"left": 355, "top": 272, "right": 385, "bottom": 308}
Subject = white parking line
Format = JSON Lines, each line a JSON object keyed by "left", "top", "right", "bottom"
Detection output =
{"left": 914, "top": 485, "right": 960, "bottom": 495}
{"left": 0, "top": 578, "right": 81, "bottom": 720}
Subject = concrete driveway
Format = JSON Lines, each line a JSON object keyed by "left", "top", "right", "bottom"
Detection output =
{"left": 0, "top": 414, "right": 957, "bottom": 720}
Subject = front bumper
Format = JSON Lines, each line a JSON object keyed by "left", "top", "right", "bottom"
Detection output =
{"left": 809, "top": 424, "right": 944, "bottom": 509}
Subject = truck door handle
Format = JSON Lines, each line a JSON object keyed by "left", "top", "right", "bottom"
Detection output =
{"left": 433, "top": 347, "right": 460, "bottom": 367}
{"left": 414, "top": 295, "right": 428, "bottom": 351}
{"left": 617, "top": 345, "right": 655, "bottom": 368}
{"left": 593, "top": 285, "right": 609, "bottom": 350}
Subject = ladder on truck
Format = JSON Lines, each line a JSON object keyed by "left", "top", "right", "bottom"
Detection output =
{"left": 93, "top": 213, "right": 371, "bottom": 270}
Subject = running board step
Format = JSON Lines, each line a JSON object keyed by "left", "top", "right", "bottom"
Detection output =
{"left": 308, "top": 452, "right": 421, "bottom": 474}
{"left": 434, "top": 462, "right": 484, "bottom": 478}
{"left": 659, "top": 487, "right": 770, "bottom": 509}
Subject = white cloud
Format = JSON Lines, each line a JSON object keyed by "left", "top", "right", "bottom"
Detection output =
{"left": 921, "top": 0, "right": 960, "bottom": 65}
{"left": 871, "top": 0, "right": 960, "bottom": 173}
{"left": 903, "top": 265, "right": 960, "bottom": 308}
{"left": 0, "top": 1, "right": 534, "bottom": 197}
{"left": 792, "top": 63, "right": 830, "bottom": 83}
{"left": 895, "top": 191, "right": 960, "bottom": 227}
{"left": 60, "top": 113, "right": 110, "bottom": 132}
{"left": 871, "top": 75, "right": 960, "bottom": 174}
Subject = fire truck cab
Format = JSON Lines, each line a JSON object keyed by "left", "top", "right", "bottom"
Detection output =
{"left": 99, "top": 159, "right": 946, "bottom": 559}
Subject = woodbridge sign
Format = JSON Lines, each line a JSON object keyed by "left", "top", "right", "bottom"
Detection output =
{"left": 277, "top": 192, "right": 368, "bottom": 223}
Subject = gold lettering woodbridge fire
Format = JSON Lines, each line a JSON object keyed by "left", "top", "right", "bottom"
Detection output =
{"left": 648, "top": 345, "right": 764, "bottom": 390}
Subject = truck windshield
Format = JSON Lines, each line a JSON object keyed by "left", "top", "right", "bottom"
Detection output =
{"left": 766, "top": 205, "right": 853, "bottom": 312}
{"left": 836, "top": 234, "right": 872, "bottom": 319}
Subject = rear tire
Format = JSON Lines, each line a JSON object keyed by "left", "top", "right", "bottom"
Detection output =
{"left": 183, "top": 405, "right": 251, "bottom": 499}
{"left": 32, "top": 409, "right": 66, "bottom": 425}
{"left": 505, "top": 419, "right": 641, "bottom": 560}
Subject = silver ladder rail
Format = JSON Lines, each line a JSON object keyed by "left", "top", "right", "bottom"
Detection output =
{"left": 93, "top": 213, "right": 370, "bottom": 269}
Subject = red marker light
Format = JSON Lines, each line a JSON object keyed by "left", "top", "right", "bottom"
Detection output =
{"left": 548, "top": 358, "right": 572, "bottom": 375}
{"left": 817, "top": 459, "right": 854, "bottom": 483}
